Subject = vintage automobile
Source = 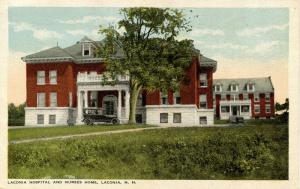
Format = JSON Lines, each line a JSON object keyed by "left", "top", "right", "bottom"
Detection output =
{"left": 82, "top": 108, "right": 119, "bottom": 125}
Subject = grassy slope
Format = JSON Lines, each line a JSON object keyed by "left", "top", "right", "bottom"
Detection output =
{"left": 8, "top": 124, "right": 288, "bottom": 179}
{"left": 9, "top": 125, "right": 153, "bottom": 141}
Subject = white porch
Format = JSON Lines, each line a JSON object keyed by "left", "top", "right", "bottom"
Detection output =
{"left": 219, "top": 100, "right": 252, "bottom": 120}
{"left": 76, "top": 72, "right": 130, "bottom": 124}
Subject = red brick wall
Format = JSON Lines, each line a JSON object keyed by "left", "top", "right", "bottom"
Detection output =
{"left": 26, "top": 62, "right": 75, "bottom": 107}
{"left": 26, "top": 62, "right": 107, "bottom": 108}
{"left": 198, "top": 67, "right": 213, "bottom": 109}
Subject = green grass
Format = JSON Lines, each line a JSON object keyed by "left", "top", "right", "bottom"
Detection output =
{"left": 9, "top": 124, "right": 154, "bottom": 141}
{"left": 8, "top": 123, "right": 288, "bottom": 179}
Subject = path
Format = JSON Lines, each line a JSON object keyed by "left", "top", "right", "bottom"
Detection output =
{"left": 9, "top": 124, "right": 230, "bottom": 144}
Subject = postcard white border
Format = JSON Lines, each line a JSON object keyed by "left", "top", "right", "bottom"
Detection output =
{"left": 0, "top": 0, "right": 299, "bottom": 189}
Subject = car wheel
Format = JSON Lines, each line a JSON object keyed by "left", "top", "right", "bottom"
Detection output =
{"left": 111, "top": 118, "right": 118, "bottom": 125}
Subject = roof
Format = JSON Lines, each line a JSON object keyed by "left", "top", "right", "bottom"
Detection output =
{"left": 199, "top": 55, "right": 217, "bottom": 72}
{"left": 213, "top": 77, "right": 274, "bottom": 93}
{"left": 21, "top": 36, "right": 214, "bottom": 65}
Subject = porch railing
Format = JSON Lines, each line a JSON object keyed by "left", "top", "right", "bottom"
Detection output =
{"left": 77, "top": 72, "right": 129, "bottom": 83}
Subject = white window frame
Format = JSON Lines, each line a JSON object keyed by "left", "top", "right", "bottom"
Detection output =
{"left": 241, "top": 105, "right": 250, "bottom": 113}
{"left": 50, "top": 92, "right": 57, "bottom": 107}
{"left": 69, "top": 92, "right": 73, "bottom": 107}
{"left": 254, "top": 94, "right": 260, "bottom": 102}
{"left": 160, "top": 91, "right": 168, "bottom": 105}
{"left": 243, "top": 93, "right": 249, "bottom": 100}
{"left": 265, "top": 93, "right": 270, "bottom": 102}
{"left": 173, "top": 91, "right": 181, "bottom": 104}
{"left": 37, "top": 71, "right": 45, "bottom": 85}
{"left": 173, "top": 113, "right": 181, "bottom": 123}
{"left": 230, "top": 94, "right": 238, "bottom": 101}
{"left": 82, "top": 43, "right": 91, "bottom": 56}
{"left": 49, "top": 70, "right": 57, "bottom": 84}
{"left": 37, "top": 114, "right": 44, "bottom": 124}
{"left": 215, "top": 84, "right": 222, "bottom": 92}
{"left": 49, "top": 115, "right": 56, "bottom": 124}
{"left": 37, "top": 93, "right": 46, "bottom": 107}
{"left": 265, "top": 104, "right": 271, "bottom": 113}
{"left": 221, "top": 94, "right": 226, "bottom": 101}
{"left": 221, "top": 106, "right": 230, "bottom": 113}
{"left": 199, "top": 116, "right": 207, "bottom": 125}
{"left": 254, "top": 104, "right": 260, "bottom": 113}
{"left": 247, "top": 83, "right": 255, "bottom": 92}
{"left": 199, "top": 73, "right": 208, "bottom": 88}
{"left": 231, "top": 84, "right": 239, "bottom": 92}
{"left": 199, "top": 94, "right": 207, "bottom": 109}
{"left": 160, "top": 113, "right": 168, "bottom": 123}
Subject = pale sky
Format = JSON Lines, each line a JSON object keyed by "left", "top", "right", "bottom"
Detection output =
{"left": 8, "top": 7, "right": 288, "bottom": 105}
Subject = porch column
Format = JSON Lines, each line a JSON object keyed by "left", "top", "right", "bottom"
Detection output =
{"left": 118, "top": 90, "right": 122, "bottom": 119}
{"left": 77, "top": 90, "right": 83, "bottom": 123}
{"left": 229, "top": 106, "right": 232, "bottom": 116}
{"left": 125, "top": 89, "right": 130, "bottom": 120}
{"left": 84, "top": 90, "right": 88, "bottom": 108}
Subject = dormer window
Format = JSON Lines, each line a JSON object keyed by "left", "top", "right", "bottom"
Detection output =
{"left": 231, "top": 84, "right": 239, "bottom": 92}
{"left": 247, "top": 83, "right": 255, "bottom": 92}
{"left": 215, "top": 84, "right": 222, "bottom": 92}
{"left": 82, "top": 43, "right": 91, "bottom": 56}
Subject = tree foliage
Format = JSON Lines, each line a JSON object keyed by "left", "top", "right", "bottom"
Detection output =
{"left": 97, "top": 8, "right": 195, "bottom": 123}
{"left": 8, "top": 103, "right": 25, "bottom": 126}
{"left": 275, "top": 98, "right": 288, "bottom": 123}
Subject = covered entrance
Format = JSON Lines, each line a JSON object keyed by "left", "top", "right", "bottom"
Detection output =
{"left": 76, "top": 72, "right": 130, "bottom": 124}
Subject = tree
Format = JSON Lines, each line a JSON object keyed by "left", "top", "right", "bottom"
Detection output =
{"left": 275, "top": 98, "right": 289, "bottom": 123}
{"left": 97, "top": 8, "right": 194, "bottom": 124}
{"left": 8, "top": 102, "right": 26, "bottom": 126}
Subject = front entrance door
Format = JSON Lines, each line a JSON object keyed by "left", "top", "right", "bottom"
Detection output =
{"left": 104, "top": 101, "right": 115, "bottom": 115}
{"left": 232, "top": 106, "right": 238, "bottom": 116}
{"left": 103, "top": 95, "right": 117, "bottom": 116}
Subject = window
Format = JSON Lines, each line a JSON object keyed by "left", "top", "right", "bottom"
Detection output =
{"left": 82, "top": 43, "right": 91, "bottom": 56}
{"left": 230, "top": 94, "right": 238, "bottom": 101}
{"left": 221, "top": 106, "right": 230, "bottom": 113}
{"left": 254, "top": 94, "right": 260, "bottom": 102}
{"left": 265, "top": 93, "right": 270, "bottom": 102}
{"left": 49, "top": 70, "right": 57, "bottom": 84}
{"left": 221, "top": 94, "right": 226, "bottom": 101}
{"left": 199, "top": 94, "right": 207, "bottom": 108}
{"left": 160, "top": 113, "right": 168, "bottom": 123}
{"left": 241, "top": 105, "right": 250, "bottom": 112}
{"left": 37, "top": 93, "right": 46, "bottom": 107}
{"left": 69, "top": 92, "right": 73, "bottom": 107}
{"left": 37, "top": 71, "right": 45, "bottom": 85}
{"left": 199, "top": 73, "right": 207, "bottom": 87}
{"left": 243, "top": 93, "right": 249, "bottom": 100}
{"left": 50, "top": 92, "right": 57, "bottom": 107}
{"left": 199, "top": 116, "right": 207, "bottom": 125}
{"left": 173, "top": 91, "right": 181, "bottom": 104}
{"left": 90, "top": 91, "right": 98, "bottom": 107}
{"left": 173, "top": 113, "right": 181, "bottom": 123}
{"left": 215, "top": 84, "right": 222, "bottom": 92}
{"left": 160, "top": 91, "right": 168, "bottom": 105}
{"left": 137, "top": 93, "right": 143, "bottom": 106}
{"left": 254, "top": 105, "right": 260, "bottom": 113}
{"left": 37, "top": 114, "right": 44, "bottom": 124}
{"left": 231, "top": 84, "right": 239, "bottom": 92}
{"left": 49, "top": 115, "right": 56, "bottom": 124}
{"left": 266, "top": 104, "right": 271, "bottom": 113}
{"left": 247, "top": 83, "right": 255, "bottom": 92}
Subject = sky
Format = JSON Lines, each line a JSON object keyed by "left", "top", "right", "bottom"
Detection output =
{"left": 8, "top": 7, "right": 288, "bottom": 104}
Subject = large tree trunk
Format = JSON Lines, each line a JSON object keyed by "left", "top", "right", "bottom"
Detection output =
{"left": 128, "top": 82, "right": 142, "bottom": 124}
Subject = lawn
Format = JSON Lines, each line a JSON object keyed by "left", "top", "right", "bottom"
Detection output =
{"left": 8, "top": 123, "right": 288, "bottom": 179}
{"left": 9, "top": 124, "right": 154, "bottom": 141}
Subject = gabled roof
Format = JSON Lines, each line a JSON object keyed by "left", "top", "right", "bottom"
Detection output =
{"left": 213, "top": 77, "right": 274, "bottom": 93}
{"left": 199, "top": 55, "right": 217, "bottom": 72}
{"left": 26, "top": 46, "right": 73, "bottom": 59}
